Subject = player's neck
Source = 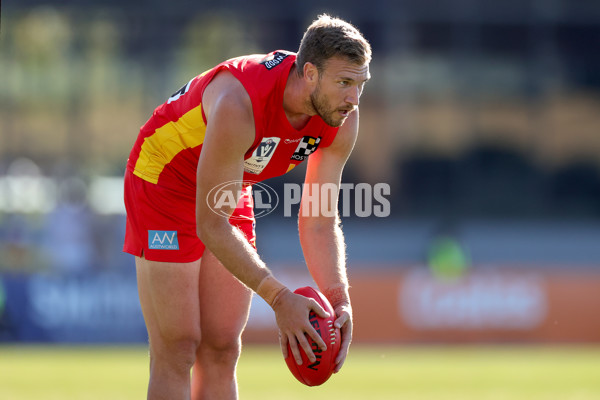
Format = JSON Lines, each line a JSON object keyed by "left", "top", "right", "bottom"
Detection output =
{"left": 283, "top": 65, "right": 314, "bottom": 130}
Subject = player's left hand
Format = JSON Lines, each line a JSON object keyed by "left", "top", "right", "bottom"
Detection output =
{"left": 332, "top": 302, "right": 352, "bottom": 373}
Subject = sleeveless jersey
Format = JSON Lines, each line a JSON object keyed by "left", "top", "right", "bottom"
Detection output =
{"left": 126, "top": 51, "right": 340, "bottom": 194}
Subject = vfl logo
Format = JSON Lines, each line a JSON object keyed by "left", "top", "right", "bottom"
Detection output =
{"left": 244, "top": 137, "right": 281, "bottom": 174}
{"left": 148, "top": 230, "right": 179, "bottom": 250}
{"left": 256, "top": 138, "right": 277, "bottom": 162}
{"left": 260, "top": 51, "right": 290, "bottom": 70}
{"left": 290, "top": 136, "right": 321, "bottom": 161}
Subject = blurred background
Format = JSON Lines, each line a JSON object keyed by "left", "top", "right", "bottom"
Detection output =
{"left": 1, "top": 0, "right": 599, "bottom": 345}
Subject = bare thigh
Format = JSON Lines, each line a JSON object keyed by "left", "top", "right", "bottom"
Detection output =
{"left": 135, "top": 256, "right": 202, "bottom": 354}
{"left": 197, "top": 249, "right": 253, "bottom": 349}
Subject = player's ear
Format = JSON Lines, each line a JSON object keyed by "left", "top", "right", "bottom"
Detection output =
{"left": 304, "top": 62, "right": 319, "bottom": 85}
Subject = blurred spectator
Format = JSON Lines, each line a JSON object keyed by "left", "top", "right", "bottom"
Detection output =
{"left": 427, "top": 222, "right": 471, "bottom": 280}
{"left": 41, "top": 177, "right": 95, "bottom": 274}
{"left": 0, "top": 277, "right": 11, "bottom": 340}
{"left": 0, "top": 213, "right": 41, "bottom": 272}
{"left": 0, "top": 158, "right": 48, "bottom": 272}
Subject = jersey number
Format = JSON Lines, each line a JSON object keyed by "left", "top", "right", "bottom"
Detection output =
{"left": 167, "top": 78, "right": 194, "bottom": 104}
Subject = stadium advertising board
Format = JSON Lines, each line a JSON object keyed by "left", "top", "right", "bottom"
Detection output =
{"left": 243, "top": 266, "right": 600, "bottom": 344}
{"left": 1, "top": 267, "right": 599, "bottom": 343}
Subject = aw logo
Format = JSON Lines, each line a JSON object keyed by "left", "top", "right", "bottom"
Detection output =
{"left": 148, "top": 230, "right": 179, "bottom": 250}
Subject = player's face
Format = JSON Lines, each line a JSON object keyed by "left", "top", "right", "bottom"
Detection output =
{"left": 310, "top": 57, "right": 370, "bottom": 127}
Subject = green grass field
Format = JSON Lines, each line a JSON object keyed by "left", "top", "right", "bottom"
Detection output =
{"left": 1, "top": 345, "right": 599, "bottom": 399}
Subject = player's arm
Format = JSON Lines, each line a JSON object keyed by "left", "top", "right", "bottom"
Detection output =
{"left": 196, "top": 72, "right": 328, "bottom": 365}
{"left": 298, "top": 109, "right": 359, "bottom": 373}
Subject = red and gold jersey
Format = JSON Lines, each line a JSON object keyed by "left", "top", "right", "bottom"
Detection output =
{"left": 126, "top": 51, "right": 339, "bottom": 194}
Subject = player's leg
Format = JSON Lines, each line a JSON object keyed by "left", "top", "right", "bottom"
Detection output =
{"left": 191, "top": 249, "right": 253, "bottom": 400}
{"left": 136, "top": 255, "right": 202, "bottom": 400}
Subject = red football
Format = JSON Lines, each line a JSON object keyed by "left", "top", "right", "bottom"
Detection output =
{"left": 284, "top": 286, "right": 341, "bottom": 386}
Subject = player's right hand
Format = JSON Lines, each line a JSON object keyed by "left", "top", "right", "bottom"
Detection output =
{"left": 272, "top": 289, "right": 330, "bottom": 365}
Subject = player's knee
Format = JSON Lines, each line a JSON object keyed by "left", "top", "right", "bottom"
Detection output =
{"left": 199, "top": 335, "right": 242, "bottom": 367}
{"left": 151, "top": 333, "right": 201, "bottom": 373}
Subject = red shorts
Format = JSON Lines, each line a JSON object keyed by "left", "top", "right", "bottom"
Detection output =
{"left": 123, "top": 170, "right": 256, "bottom": 262}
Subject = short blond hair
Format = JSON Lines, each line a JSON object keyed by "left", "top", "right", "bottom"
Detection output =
{"left": 296, "top": 14, "right": 371, "bottom": 76}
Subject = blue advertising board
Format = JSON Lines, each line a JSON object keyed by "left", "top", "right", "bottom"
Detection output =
{"left": 0, "top": 273, "right": 147, "bottom": 343}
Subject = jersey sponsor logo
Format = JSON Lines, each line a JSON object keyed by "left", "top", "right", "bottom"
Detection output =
{"left": 284, "top": 138, "right": 302, "bottom": 144}
{"left": 148, "top": 230, "right": 179, "bottom": 250}
{"left": 290, "top": 136, "right": 321, "bottom": 161}
{"left": 260, "top": 51, "right": 290, "bottom": 70}
{"left": 244, "top": 137, "right": 281, "bottom": 174}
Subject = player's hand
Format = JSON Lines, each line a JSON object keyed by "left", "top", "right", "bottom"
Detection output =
{"left": 272, "top": 289, "right": 330, "bottom": 366}
{"left": 333, "top": 302, "right": 353, "bottom": 373}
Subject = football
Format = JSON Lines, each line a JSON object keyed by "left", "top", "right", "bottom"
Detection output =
{"left": 284, "top": 286, "right": 341, "bottom": 386}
